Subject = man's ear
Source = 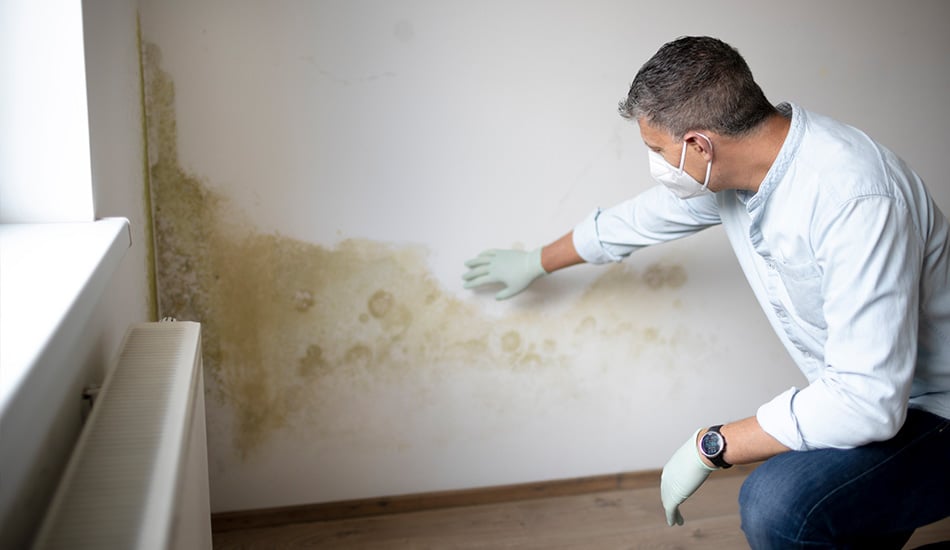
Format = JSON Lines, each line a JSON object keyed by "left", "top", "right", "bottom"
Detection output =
{"left": 683, "top": 132, "right": 714, "bottom": 160}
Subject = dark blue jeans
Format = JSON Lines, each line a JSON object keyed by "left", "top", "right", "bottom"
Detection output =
{"left": 739, "top": 408, "right": 950, "bottom": 549}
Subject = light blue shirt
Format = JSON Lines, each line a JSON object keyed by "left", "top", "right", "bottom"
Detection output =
{"left": 573, "top": 103, "right": 950, "bottom": 451}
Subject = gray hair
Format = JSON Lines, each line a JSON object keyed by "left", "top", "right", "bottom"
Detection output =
{"left": 619, "top": 36, "right": 775, "bottom": 139}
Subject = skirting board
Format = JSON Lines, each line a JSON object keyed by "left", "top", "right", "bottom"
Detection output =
{"left": 211, "top": 465, "right": 755, "bottom": 533}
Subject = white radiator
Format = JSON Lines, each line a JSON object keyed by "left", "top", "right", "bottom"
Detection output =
{"left": 32, "top": 321, "right": 212, "bottom": 550}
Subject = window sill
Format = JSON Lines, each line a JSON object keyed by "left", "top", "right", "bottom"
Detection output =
{"left": 0, "top": 218, "right": 131, "bottom": 416}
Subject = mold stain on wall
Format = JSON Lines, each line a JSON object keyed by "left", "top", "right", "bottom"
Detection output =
{"left": 143, "top": 43, "right": 696, "bottom": 461}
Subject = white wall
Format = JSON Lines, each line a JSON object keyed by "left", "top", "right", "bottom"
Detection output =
{"left": 138, "top": 0, "right": 950, "bottom": 513}
{"left": 83, "top": 0, "right": 157, "bottom": 327}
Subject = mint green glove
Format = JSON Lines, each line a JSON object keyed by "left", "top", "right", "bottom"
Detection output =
{"left": 660, "top": 429, "right": 717, "bottom": 526}
{"left": 462, "top": 248, "right": 547, "bottom": 300}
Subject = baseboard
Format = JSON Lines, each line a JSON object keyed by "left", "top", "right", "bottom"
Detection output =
{"left": 211, "top": 465, "right": 754, "bottom": 533}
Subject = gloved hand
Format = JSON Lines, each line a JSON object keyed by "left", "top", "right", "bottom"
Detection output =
{"left": 660, "top": 429, "right": 717, "bottom": 526}
{"left": 462, "top": 248, "right": 547, "bottom": 300}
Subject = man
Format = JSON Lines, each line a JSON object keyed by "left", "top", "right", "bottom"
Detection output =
{"left": 462, "top": 36, "right": 950, "bottom": 548}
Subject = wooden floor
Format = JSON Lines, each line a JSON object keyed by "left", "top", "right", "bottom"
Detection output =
{"left": 213, "top": 472, "right": 950, "bottom": 549}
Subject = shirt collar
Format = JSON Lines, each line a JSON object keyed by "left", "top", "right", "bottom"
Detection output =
{"left": 745, "top": 102, "right": 805, "bottom": 213}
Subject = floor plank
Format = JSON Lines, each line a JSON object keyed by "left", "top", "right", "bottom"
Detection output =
{"left": 213, "top": 472, "right": 950, "bottom": 549}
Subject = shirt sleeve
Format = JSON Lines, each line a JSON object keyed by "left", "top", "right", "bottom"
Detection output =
{"left": 756, "top": 194, "right": 922, "bottom": 450}
{"left": 572, "top": 185, "right": 722, "bottom": 264}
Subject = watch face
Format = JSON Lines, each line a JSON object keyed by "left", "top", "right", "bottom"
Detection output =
{"left": 701, "top": 431, "right": 724, "bottom": 457}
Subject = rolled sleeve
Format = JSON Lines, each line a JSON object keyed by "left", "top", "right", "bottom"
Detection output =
{"left": 759, "top": 369, "right": 913, "bottom": 452}
{"left": 572, "top": 208, "right": 625, "bottom": 264}
{"left": 756, "top": 381, "right": 908, "bottom": 451}
{"left": 757, "top": 388, "right": 807, "bottom": 450}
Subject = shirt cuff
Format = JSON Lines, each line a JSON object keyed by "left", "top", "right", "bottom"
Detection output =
{"left": 756, "top": 387, "right": 807, "bottom": 451}
{"left": 572, "top": 208, "right": 624, "bottom": 264}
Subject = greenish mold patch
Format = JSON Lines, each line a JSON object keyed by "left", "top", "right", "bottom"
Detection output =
{"left": 142, "top": 43, "right": 691, "bottom": 459}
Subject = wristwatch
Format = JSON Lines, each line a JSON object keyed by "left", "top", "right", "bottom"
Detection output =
{"left": 699, "top": 425, "right": 732, "bottom": 469}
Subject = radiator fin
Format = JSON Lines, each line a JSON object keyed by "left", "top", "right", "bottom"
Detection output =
{"left": 32, "top": 322, "right": 206, "bottom": 550}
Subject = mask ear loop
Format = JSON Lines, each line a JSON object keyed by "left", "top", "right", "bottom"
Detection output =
{"left": 701, "top": 160, "right": 712, "bottom": 188}
{"left": 675, "top": 140, "right": 689, "bottom": 174}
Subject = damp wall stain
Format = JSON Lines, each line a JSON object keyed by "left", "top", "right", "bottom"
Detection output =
{"left": 143, "top": 43, "right": 694, "bottom": 460}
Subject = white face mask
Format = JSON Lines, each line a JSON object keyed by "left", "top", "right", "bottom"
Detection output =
{"left": 648, "top": 133, "right": 713, "bottom": 199}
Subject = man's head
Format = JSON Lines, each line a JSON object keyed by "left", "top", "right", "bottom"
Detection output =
{"left": 619, "top": 36, "right": 775, "bottom": 140}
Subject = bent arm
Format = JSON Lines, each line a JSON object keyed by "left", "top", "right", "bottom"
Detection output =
{"left": 701, "top": 416, "right": 791, "bottom": 467}
{"left": 465, "top": 186, "right": 720, "bottom": 299}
